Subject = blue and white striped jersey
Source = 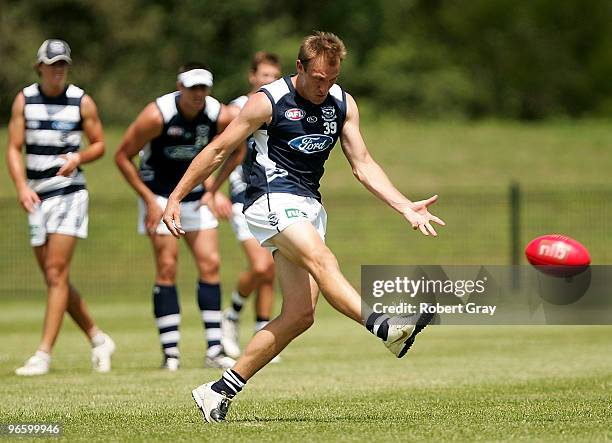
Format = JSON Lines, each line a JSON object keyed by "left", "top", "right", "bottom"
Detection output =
{"left": 139, "top": 92, "right": 220, "bottom": 201}
{"left": 23, "top": 83, "right": 86, "bottom": 199}
{"left": 243, "top": 76, "right": 347, "bottom": 210}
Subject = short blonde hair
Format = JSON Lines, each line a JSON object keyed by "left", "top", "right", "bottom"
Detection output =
{"left": 298, "top": 31, "right": 347, "bottom": 70}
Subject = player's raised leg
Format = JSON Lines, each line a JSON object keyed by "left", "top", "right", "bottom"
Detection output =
{"left": 192, "top": 251, "right": 318, "bottom": 422}
{"left": 150, "top": 233, "right": 182, "bottom": 370}
{"left": 272, "top": 221, "right": 434, "bottom": 358}
{"left": 185, "top": 228, "right": 235, "bottom": 369}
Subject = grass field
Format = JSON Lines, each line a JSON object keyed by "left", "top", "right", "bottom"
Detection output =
{"left": 1, "top": 120, "right": 611, "bottom": 441}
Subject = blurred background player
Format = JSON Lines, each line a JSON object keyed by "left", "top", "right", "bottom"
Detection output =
{"left": 213, "top": 52, "right": 281, "bottom": 359}
{"left": 163, "top": 32, "right": 445, "bottom": 422}
{"left": 6, "top": 39, "right": 115, "bottom": 376}
{"left": 115, "top": 62, "right": 237, "bottom": 370}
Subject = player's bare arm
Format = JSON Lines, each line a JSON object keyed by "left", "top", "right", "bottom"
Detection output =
{"left": 115, "top": 102, "right": 164, "bottom": 234}
{"left": 56, "top": 94, "right": 105, "bottom": 177}
{"left": 340, "top": 93, "right": 445, "bottom": 236}
{"left": 163, "top": 92, "right": 272, "bottom": 237}
{"left": 207, "top": 102, "right": 248, "bottom": 193}
{"left": 198, "top": 103, "right": 241, "bottom": 219}
{"left": 6, "top": 92, "right": 40, "bottom": 213}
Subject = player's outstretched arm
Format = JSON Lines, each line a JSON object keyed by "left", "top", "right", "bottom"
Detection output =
{"left": 340, "top": 93, "right": 445, "bottom": 236}
{"left": 207, "top": 103, "right": 247, "bottom": 193}
{"left": 57, "top": 95, "right": 105, "bottom": 177}
{"left": 162, "top": 92, "right": 272, "bottom": 237}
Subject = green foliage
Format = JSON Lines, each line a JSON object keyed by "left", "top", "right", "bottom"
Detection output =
{"left": 2, "top": 0, "right": 612, "bottom": 121}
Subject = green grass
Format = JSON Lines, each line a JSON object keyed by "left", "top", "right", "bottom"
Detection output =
{"left": 1, "top": 120, "right": 612, "bottom": 441}
{"left": 0, "top": 300, "right": 611, "bottom": 441}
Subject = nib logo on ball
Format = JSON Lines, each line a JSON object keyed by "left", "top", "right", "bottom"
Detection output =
{"left": 538, "top": 240, "right": 571, "bottom": 261}
{"left": 525, "top": 234, "right": 591, "bottom": 277}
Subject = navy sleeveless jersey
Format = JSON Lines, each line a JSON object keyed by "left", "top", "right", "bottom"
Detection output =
{"left": 243, "top": 76, "right": 347, "bottom": 209}
{"left": 140, "top": 92, "right": 220, "bottom": 201}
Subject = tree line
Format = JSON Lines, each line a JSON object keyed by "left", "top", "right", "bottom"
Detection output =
{"left": 2, "top": 0, "right": 612, "bottom": 123}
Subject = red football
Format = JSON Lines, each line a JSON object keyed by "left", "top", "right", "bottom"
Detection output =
{"left": 525, "top": 234, "right": 591, "bottom": 277}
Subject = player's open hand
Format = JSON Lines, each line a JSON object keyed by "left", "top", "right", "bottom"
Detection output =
{"left": 162, "top": 196, "right": 185, "bottom": 237}
{"left": 401, "top": 194, "right": 445, "bottom": 237}
{"left": 56, "top": 152, "right": 81, "bottom": 177}
{"left": 17, "top": 185, "right": 41, "bottom": 213}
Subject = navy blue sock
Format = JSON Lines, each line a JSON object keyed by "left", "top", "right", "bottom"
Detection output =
{"left": 211, "top": 369, "right": 246, "bottom": 398}
{"left": 153, "top": 284, "right": 181, "bottom": 357}
{"left": 197, "top": 281, "right": 222, "bottom": 356}
{"left": 366, "top": 312, "right": 390, "bottom": 341}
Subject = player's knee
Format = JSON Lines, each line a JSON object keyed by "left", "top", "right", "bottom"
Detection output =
{"left": 252, "top": 260, "right": 275, "bottom": 283}
{"left": 44, "top": 263, "right": 69, "bottom": 287}
{"left": 199, "top": 252, "right": 220, "bottom": 279}
{"left": 287, "top": 307, "right": 315, "bottom": 334}
{"left": 157, "top": 258, "right": 177, "bottom": 282}
{"left": 296, "top": 310, "right": 315, "bottom": 333}
{"left": 306, "top": 247, "right": 339, "bottom": 277}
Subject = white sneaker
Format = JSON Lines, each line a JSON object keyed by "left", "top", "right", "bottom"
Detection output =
{"left": 205, "top": 350, "right": 236, "bottom": 369}
{"left": 192, "top": 382, "right": 232, "bottom": 423}
{"left": 221, "top": 309, "right": 240, "bottom": 359}
{"left": 91, "top": 333, "right": 115, "bottom": 373}
{"left": 270, "top": 355, "right": 282, "bottom": 364}
{"left": 162, "top": 356, "right": 180, "bottom": 371}
{"left": 384, "top": 309, "right": 434, "bottom": 358}
{"left": 15, "top": 351, "right": 50, "bottom": 376}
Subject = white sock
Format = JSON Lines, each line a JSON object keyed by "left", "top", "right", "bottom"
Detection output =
{"left": 207, "top": 344, "right": 223, "bottom": 358}
{"left": 227, "top": 290, "right": 246, "bottom": 321}
{"left": 91, "top": 331, "right": 106, "bottom": 347}
{"left": 34, "top": 350, "right": 51, "bottom": 363}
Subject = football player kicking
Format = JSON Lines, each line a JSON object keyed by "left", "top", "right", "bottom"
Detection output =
{"left": 162, "top": 32, "right": 445, "bottom": 423}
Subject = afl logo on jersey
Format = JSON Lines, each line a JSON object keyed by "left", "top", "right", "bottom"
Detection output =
{"left": 284, "top": 108, "right": 306, "bottom": 121}
{"left": 167, "top": 126, "right": 185, "bottom": 137}
{"left": 288, "top": 135, "right": 334, "bottom": 154}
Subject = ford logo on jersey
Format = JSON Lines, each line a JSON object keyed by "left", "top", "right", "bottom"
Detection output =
{"left": 284, "top": 108, "right": 306, "bottom": 121}
{"left": 287, "top": 135, "right": 334, "bottom": 154}
{"left": 164, "top": 145, "right": 202, "bottom": 160}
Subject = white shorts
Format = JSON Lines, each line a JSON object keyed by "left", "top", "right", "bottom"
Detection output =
{"left": 28, "top": 189, "right": 89, "bottom": 247}
{"left": 138, "top": 195, "right": 218, "bottom": 235}
{"left": 244, "top": 193, "right": 327, "bottom": 252}
{"left": 230, "top": 202, "right": 256, "bottom": 242}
